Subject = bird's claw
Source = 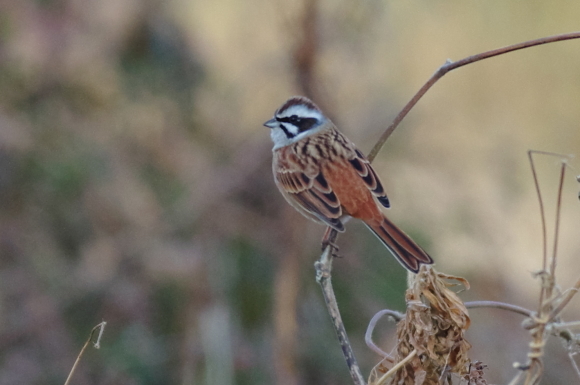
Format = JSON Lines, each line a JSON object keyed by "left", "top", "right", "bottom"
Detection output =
{"left": 321, "top": 239, "right": 340, "bottom": 257}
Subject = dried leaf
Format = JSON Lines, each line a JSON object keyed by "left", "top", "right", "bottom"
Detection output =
{"left": 369, "top": 266, "right": 488, "bottom": 385}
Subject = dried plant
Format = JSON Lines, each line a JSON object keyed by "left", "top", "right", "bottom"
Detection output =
{"left": 506, "top": 151, "right": 580, "bottom": 385}
{"left": 368, "top": 267, "right": 473, "bottom": 385}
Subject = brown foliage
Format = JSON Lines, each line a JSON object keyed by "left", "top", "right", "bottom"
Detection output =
{"left": 370, "top": 267, "right": 476, "bottom": 385}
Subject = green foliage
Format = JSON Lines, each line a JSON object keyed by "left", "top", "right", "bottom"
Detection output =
{"left": 227, "top": 238, "right": 273, "bottom": 331}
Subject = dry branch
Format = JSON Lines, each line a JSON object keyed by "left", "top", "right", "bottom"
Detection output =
{"left": 316, "top": 236, "right": 366, "bottom": 385}
{"left": 64, "top": 321, "right": 106, "bottom": 385}
{"left": 367, "top": 31, "right": 580, "bottom": 163}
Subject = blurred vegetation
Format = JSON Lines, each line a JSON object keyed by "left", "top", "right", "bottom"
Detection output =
{"left": 0, "top": 0, "right": 579, "bottom": 384}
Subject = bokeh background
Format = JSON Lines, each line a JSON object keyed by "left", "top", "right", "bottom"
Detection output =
{"left": 1, "top": 0, "right": 580, "bottom": 384}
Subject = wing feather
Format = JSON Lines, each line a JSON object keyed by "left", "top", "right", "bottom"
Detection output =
{"left": 275, "top": 168, "right": 345, "bottom": 232}
{"left": 348, "top": 149, "right": 390, "bottom": 208}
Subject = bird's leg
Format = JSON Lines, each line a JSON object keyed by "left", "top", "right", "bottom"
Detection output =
{"left": 321, "top": 227, "right": 340, "bottom": 257}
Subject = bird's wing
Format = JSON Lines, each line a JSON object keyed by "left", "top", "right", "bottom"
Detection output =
{"left": 275, "top": 166, "right": 345, "bottom": 232}
{"left": 346, "top": 148, "right": 390, "bottom": 208}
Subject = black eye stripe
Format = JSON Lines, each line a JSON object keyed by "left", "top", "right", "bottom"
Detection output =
{"left": 276, "top": 116, "right": 318, "bottom": 133}
{"left": 276, "top": 116, "right": 298, "bottom": 124}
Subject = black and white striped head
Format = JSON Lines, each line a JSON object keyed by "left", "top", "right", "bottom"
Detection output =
{"left": 264, "top": 96, "right": 328, "bottom": 149}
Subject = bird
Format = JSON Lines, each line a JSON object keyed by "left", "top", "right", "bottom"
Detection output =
{"left": 263, "top": 96, "right": 433, "bottom": 273}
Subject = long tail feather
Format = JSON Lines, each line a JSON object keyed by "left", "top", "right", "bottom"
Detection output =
{"left": 365, "top": 215, "right": 433, "bottom": 273}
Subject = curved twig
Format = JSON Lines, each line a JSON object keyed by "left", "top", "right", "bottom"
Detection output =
{"left": 548, "top": 278, "right": 580, "bottom": 323}
{"left": 367, "top": 31, "right": 580, "bottom": 163}
{"left": 365, "top": 309, "right": 405, "bottom": 360}
{"left": 64, "top": 321, "right": 107, "bottom": 385}
{"left": 375, "top": 349, "right": 418, "bottom": 385}
{"left": 465, "top": 301, "right": 533, "bottom": 317}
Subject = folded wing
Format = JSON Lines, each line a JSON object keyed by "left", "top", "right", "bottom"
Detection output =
{"left": 275, "top": 169, "right": 345, "bottom": 231}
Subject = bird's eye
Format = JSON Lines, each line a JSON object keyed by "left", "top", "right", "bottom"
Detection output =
{"left": 289, "top": 115, "right": 299, "bottom": 123}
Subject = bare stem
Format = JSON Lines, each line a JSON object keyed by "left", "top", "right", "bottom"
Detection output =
{"left": 64, "top": 321, "right": 107, "bottom": 385}
{"left": 550, "top": 162, "right": 567, "bottom": 277}
{"left": 548, "top": 278, "right": 580, "bottom": 323}
{"left": 368, "top": 32, "right": 580, "bottom": 163}
{"left": 315, "top": 230, "right": 366, "bottom": 385}
{"left": 514, "top": 152, "right": 574, "bottom": 385}
{"left": 553, "top": 320, "right": 580, "bottom": 330}
{"left": 465, "top": 301, "right": 533, "bottom": 317}
{"left": 365, "top": 309, "right": 404, "bottom": 360}
{"left": 569, "top": 351, "right": 580, "bottom": 380}
{"left": 527, "top": 150, "right": 549, "bottom": 275}
{"left": 375, "top": 349, "right": 417, "bottom": 385}
{"left": 527, "top": 151, "right": 572, "bottom": 313}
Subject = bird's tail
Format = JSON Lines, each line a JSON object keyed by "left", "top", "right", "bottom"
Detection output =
{"left": 365, "top": 215, "right": 433, "bottom": 273}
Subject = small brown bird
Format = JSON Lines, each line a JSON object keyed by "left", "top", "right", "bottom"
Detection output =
{"left": 264, "top": 96, "right": 433, "bottom": 273}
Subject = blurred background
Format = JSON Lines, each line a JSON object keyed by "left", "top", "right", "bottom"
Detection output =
{"left": 1, "top": 0, "right": 580, "bottom": 384}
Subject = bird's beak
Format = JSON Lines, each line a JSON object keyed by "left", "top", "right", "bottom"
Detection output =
{"left": 263, "top": 118, "right": 277, "bottom": 128}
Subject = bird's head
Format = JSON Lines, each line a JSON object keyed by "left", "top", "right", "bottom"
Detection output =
{"left": 264, "top": 96, "right": 327, "bottom": 149}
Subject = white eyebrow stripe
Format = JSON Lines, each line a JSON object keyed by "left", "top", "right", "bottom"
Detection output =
{"left": 277, "top": 105, "right": 323, "bottom": 120}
